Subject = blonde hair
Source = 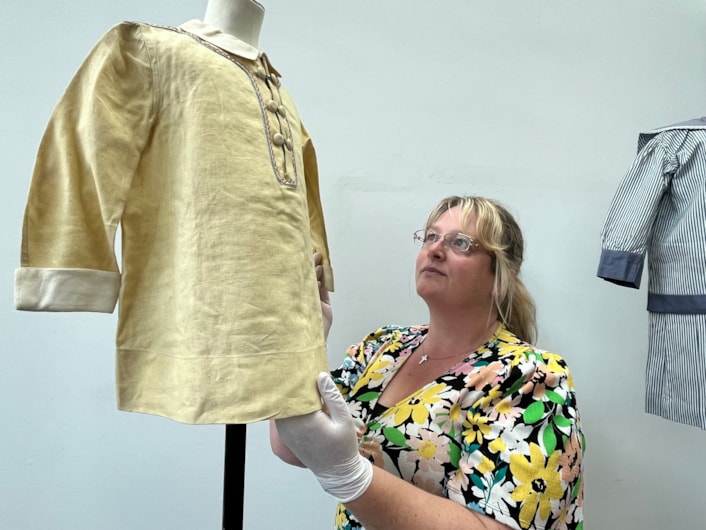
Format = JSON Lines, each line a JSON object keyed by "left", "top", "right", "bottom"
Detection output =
{"left": 425, "top": 195, "right": 537, "bottom": 344}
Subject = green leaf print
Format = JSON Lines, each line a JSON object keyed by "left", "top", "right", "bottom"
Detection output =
{"left": 493, "top": 464, "right": 508, "bottom": 485}
{"left": 523, "top": 401, "right": 545, "bottom": 423}
{"left": 504, "top": 377, "right": 524, "bottom": 397}
{"left": 553, "top": 415, "right": 573, "bottom": 428}
{"left": 545, "top": 390, "right": 566, "bottom": 404}
{"left": 467, "top": 443, "right": 481, "bottom": 453}
{"left": 383, "top": 427, "right": 408, "bottom": 448}
{"left": 470, "top": 473, "right": 485, "bottom": 490}
{"left": 448, "top": 442, "right": 461, "bottom": 467}
{"left": 572, "top": 477, "right": 582, "bottom": 499}
{"left": 543, "top": 426, "right": 557, "bottom": 455}
{"left": 355, "top": 392, "right": 379, "bottom": 402}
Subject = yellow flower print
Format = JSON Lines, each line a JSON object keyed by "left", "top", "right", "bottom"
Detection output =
{"left": 505, "top": 344, "right": 529, "bottom": 368}
{"left": 383, "top": 331, "right": 405, "bottom": 352}
{"left": 449, "top": 401, "right": 463, "bottom": 424}
{"left": 351, "top": 356, "right": 390, "bottom": 393}
{"left": 489, "top": 436, "right": 507, "bottom": 454}
{"left": 477, "top": 454, "right": 495, "bottom": 474}
{"left": 510, "top": 444, "right": 565, "bottom": 528}
{"left": 334, "top": 503, "right": 349, "bottom": 528}
{"left": 384, "top": 383, "right": 446, "bottom": 425}
{"left": 432, "top": 398, "right": 464, "bottom": 436}
{"left": 471, "top": 386, "right": 503, "bottom": 412}
{"left": 541, "top": 352, "right": 567, "bottom": 373}
{"left": 462, "top": 411, "right": 492, "bottom": 445}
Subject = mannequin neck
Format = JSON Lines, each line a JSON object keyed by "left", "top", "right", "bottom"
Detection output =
{"left": 203, "top": 0, "right": 265, "bottom": 48}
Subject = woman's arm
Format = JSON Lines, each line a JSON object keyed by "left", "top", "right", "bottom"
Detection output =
{"left": 270, "top": 251, "right": 331, "bottom": 468}
{"left": 346, "top": 465, "right": 512, "bottom": 530}
{"left": 269, "top": 419, "right": 305, "bottom": 467}
{"left": 313, "top": 251, "right": 332, "bottom": 339}
{"left": 275, "top": 373, "right": 513, "bottom": 530}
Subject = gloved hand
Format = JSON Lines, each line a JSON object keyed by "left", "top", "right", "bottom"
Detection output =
{"left": 275, "top": 372, "right": 373, "bottom": 504}
{"left": 313, "top": 251, "right": 332, "bottom": 339}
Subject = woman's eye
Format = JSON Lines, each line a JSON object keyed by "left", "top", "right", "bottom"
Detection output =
{"left": 452, "top": 238, "right": 469, "bottom": 250}
{"left": 425, "top": 232, "right": 440, "bottom": 243}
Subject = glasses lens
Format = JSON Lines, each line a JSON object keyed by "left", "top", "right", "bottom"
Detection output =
{"left": 449, "top": 234, "right": 472, "bottom": 252}
{"left": 425, "top": 230, "right": 440, "bottom": 244}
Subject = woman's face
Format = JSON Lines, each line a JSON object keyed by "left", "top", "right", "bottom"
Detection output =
{"left": 415, "top": 206, "right": 496, "bottom": 313}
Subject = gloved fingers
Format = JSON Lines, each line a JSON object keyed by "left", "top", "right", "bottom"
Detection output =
{"left": 316, "top": 372, "right": 351, "bottom": 425}
{"left": 315, "top": 265, "right": 323, "bottom": 284}
{"left": 313, "top": 251, "right": 328, "bottom": 297}
{"left": 313, "top": 251, "right": 323, "bottom": 283}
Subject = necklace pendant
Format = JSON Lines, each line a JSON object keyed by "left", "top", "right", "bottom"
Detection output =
{"left": 418, "top": 355, "right": 429, "bottom": 365}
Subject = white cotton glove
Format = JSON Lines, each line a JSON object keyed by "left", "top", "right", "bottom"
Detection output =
{"left": 275, "top": 373, "right": 373, "bottom": 504}
{"left": 313, "top": 251, "right": 332, "bottom": 339}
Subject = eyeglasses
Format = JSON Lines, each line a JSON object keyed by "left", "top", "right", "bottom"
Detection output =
{"left": 413, "top": 229, "right": 481, "bottom": 254}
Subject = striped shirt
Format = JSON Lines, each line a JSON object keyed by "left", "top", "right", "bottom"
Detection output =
{"left": 597, "top": 118, "right": 706, "bottom": 428}
{"left": 598, "top": 118, "right": 706, "bottom": 312}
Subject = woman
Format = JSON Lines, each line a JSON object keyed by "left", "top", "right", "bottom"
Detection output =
{"left": 273, "top": 195, "right": 585, "bottom": 530}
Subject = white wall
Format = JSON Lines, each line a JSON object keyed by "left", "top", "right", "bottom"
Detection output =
{"left": 1, "top": 1, "right": 705, "bottom": 529}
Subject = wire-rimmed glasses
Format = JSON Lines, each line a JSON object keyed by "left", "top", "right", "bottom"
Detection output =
{"left": 413, "top": 229, "right": 480, "bottom": 254}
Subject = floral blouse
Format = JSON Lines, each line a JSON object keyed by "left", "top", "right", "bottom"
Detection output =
{"left": 330, "top": 324, "right": 584, "bottom": 530}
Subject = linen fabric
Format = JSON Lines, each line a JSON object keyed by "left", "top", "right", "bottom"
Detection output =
{"left": 15, "top": 20, "right": 333, "bottom": 424}
{"left": 597, "top": 118, "right": 706, "bottom": 428}
{"left": 331, "top": 324, "right": 585, "bottom": 530}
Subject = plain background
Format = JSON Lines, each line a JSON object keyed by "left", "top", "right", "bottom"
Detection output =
{"left": 2, "top": 1, "right": 705, "bottom": 528}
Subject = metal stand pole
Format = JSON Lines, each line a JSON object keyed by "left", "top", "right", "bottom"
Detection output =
{"left": 222, "top": 424, "right": 246, "bottom": 530}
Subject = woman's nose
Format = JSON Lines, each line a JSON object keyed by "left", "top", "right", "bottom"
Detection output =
{"left": 428, "top": 239, "right": 446, "bottom": 258}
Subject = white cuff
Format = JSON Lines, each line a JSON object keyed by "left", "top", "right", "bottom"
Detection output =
{"left": 14, "top": 267, "right": 120, "bottom": 313}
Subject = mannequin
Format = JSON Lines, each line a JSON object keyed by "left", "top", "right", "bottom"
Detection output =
{"left": 16, "top": 0, "right": 332, "bottom": 527}
{"left": 203, "top": 0, "right": 265, "bottom": 47}
{"left": 16, "top": 0, "right": 332, "bottom": 424}
{"left": 199, "top": 3, "right": 275, "bottom": 529}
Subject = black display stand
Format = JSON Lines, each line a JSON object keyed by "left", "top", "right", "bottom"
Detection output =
{"left": 222, "top": 424, "right": 247, "bottom": 530}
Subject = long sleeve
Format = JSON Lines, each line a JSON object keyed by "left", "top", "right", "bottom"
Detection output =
{"left": 597, "top": 131, "right": 686, "bottom": 289}
{"left": 301, "top": 123, "right": 334, "bottom": 292}
{"left": 14, "top": 21, "right": 332, "bottom": 424}
{"left": 15, "top": 23, "right": 155, "bottom": 312}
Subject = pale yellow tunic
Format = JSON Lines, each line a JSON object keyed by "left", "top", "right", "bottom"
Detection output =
{"left": 15, "top": 20, "right": 333, "bottom": 424}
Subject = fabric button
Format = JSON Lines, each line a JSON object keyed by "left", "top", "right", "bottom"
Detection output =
{"left": 277, "top": 105, "right": 287, "bottom": 117}
{"left": 255, "top": 67, "right": 267, "bottom": 80}
{"left": 269, "top": 73, "right": 280, "bottom": 86}
{"left": 266, "top": 100, "right": 278, "bottom": 112}
{"left": 273, "top": 133, "right": 285, "bottom": 146}
{"left": 285, "top": 138, "right": 293, "bottom": 151}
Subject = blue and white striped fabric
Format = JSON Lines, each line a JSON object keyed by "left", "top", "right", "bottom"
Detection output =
{"left": 598, "top": 117, "right": 706, "bottom": 429}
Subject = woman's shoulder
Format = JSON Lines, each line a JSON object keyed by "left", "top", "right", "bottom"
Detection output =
{"left": 493, "top": 325, "right": 574, "bottom": 376}
{"left": 358, "top": 324, "right": 428, "bottom": 345}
